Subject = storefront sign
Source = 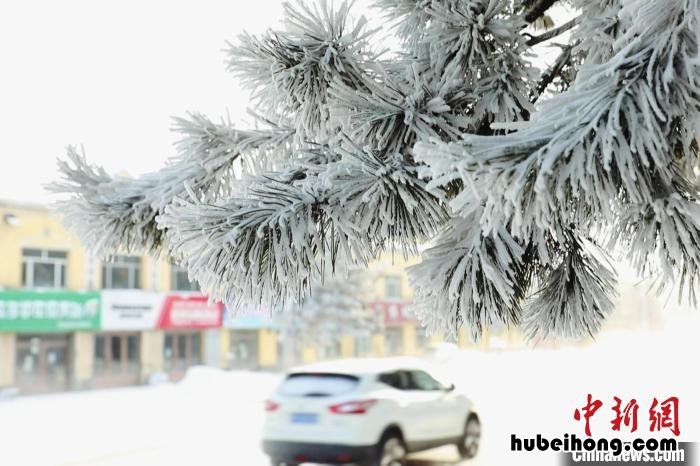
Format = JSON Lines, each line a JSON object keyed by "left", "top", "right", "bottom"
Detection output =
{"left": 0, "top": 290, "right": 100, "bottom": 332}
{"left": 101, "top": 290, "right": 163, "bottom": 330}
{"left": 224, "top": 306, "right": 278, "bottom": 329}
{"left": 157, "top": 294, "right": 223, "bottom": 329}
{"left": 370, "top": 300, "right": 414, "bottom": 325}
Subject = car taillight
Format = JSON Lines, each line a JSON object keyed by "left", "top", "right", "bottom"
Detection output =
{"left": 328, "top": 399, "right": 376, "bottom": 415}
{"left": 264, "top": 400, "right": 280, "bottom": 412}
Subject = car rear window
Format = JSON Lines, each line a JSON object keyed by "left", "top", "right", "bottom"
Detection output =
{"left": 278, "top": 373, "right": 360, "bottom": 397}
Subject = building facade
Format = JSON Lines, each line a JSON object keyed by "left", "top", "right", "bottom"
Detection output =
{"left": 0, "top": 200, "right": 511, "bottom": 395}
{"left": 0, "top": 201, "right": 231, "bottom": 394}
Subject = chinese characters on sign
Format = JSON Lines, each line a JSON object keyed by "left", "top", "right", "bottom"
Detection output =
{"left": 574, "top": 394, "right": 680, "bottom": 437}
{"left": 0, "top": 290, "right": 100, "bottom": 332}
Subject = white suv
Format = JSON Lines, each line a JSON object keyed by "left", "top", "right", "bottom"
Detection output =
{"left": 262, "top": 357, "right": 480, "bottom": 466}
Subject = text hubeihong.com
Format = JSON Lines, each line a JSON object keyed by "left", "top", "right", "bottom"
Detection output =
{"left": 511, "top": 433, "right": 686, "bottom": 462}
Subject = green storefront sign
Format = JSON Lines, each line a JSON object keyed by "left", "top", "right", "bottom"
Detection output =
{"left": 0, "top": 290, "right": 100, "bottom": 332}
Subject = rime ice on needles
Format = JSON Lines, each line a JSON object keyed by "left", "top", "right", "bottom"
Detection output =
{"left": 414, "top": 0, "right": 700, "bottom": 337}
{"left": 226, "top": 0, "right": 377, "bottom": 140}
{"left": 49, "top": 114, "right": 294, "bottom": 257}
{"left": 409, "top": 210, "right": 528, "bottom": 341}
{"left": 523, "top": 232, "right": 617, "bottom": 340}
{"left": 54, "top": 0, "right": 700, "bottom": 341}
{"left": 323, "top": 142, "right": 449, "bottom": 254}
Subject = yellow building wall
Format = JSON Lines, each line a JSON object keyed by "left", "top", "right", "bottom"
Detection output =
{"left": 371, "top": 334, "right": 386, "bottom": 357}
{"left": 152, "top": 259, "right": 171, "bottom": 292}
{"left": 401, "top": 324, "right": 416, "bottom": 355}
{"left": 368, "top": 254, "right": 420, "bottom": 302}
{"left": 219, "top": 328, "right": 231, "bottom": 369}
{"left": 72, "top": 332, "right": 94, "bottom": 388}
{"left": 0, "top": 203, "right": 87, "bottom": 290}
{"left": 0, "top": 334, "right": 15, "bottom": 387}
{"left": 340, "top": 335, "right": 354, "bottom": 358}
{"left": 301, "top": 346, "right": 317, "bottom": 363}
{"left": 140, "top": 331, "right": 164, "bottom": 382}
{"left": 458, "top": 328, "right": 472, "bottom": 348}
{"left": 258, "top": 329, "right": 278, "bottom": 368}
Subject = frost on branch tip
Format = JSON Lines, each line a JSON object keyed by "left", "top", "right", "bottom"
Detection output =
{"left": 414, "top": 0, "right": 700, "bottom": 239}
{"left": 408, "top": 210, "right": 531, "bottom": 341}
{"left": 373, "top": 0, "right": 536, "bottom": 126}
{"left": 53, "top": 0, "right": 700, "bottom": 341}
{"left": 571, "top": 0, "right": 622, "bottom": 65}
{"left": 48, "top": 114, "right": 294, "bottom": 257}
{"left": 523, "top": 232, "right": 617, "bottom": 340}
{"left": 612, "top": 192, "right": 700, "bottom": 307}
{"left": 411, "top": 0, "right": 700, "bottom": 337}
{"left": 226, "top": 0, "right": 377, "bottom": 140}
{"left": 159, "top": 171, "right": 360, "bottom": 309}
{"left": 323, "top": 142, "right": 449, "bottom": 254}
{"left": 329, "top": 65, "right": 472, "bottom": 153}
{"left": 161, "top": 143, "right": 448, "bottom": 308}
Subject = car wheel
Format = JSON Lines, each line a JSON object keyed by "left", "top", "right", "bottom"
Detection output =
{"left": 367, "top": 433, "right": 407, "bottom": 466}
{"left": 457, "top": 415, "right": 481, "bottom": 459}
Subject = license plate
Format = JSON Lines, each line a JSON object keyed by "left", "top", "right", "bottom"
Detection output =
{"left": 291, "top": 412, "right": 318, "bottom": 424}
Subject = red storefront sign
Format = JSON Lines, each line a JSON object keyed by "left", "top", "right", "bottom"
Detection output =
{"left": 156, "top": 294, "right": 224, "bottom": 329}
{"left": 369, "top": 301, "right": 414, "bottom": 325}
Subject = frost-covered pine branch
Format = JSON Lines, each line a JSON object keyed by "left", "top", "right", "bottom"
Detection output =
{"left": 53, "top": 0, "right": 699, "bottom": 341}
{"left": 226, "top": 0, "right": 377, "bottom": 140}
{"left": 48, "top": 114, "right": 294, "bottom": 256}
{"left": 414, "top": 0, "right": 700, "bottom": 337}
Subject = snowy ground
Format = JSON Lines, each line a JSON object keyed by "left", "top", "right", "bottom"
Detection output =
{"left": 1, "top": 314, "right": 698, "bottom": 466}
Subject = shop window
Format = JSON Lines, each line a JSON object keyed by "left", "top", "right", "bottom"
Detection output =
{"left": 93, "top": 333, "right": 140, "bottom": 375}
{"left": 127, "top": 335, "right": 139, "bottom": 373}
{"left": 354, "top": 335, "right": 372, "bottom": 357}
{"left": 21, "top": 248, "right": 67, "bottom": 289}
{"left": 15, "top": 335, "right": 70, "bottom": 394}
{"left": 163, "top": 334, "right": 174, "bottom": 371}
{"left": 415, "top": 327, "right": 428, "bottom": 352}
{"left": 228, "top": 330, "right": 258, "bottom": 369}
{"left": 191, "top": 333, "right": 202, "bottom": 365}
{"left": 164, "top": 332, "right": 203, "bottom": 372}
{"left": 94, "top": 335, "right": 105, "bottom": 374}
{"left": 170, "top": 265, "right": 199, "bottom": 291}
{"left": 177, "top": 334, "right": 187, "bottom": 370}
{"left": 110, "top": 336, "right": 122, "bottom": 373}
{"left": 385, "top": 275, "right": 402, "bottom": 300}
{"left": 102, "top": 256, "right": 141, "bottom": 289}
{"left": 386, "top": 327, "right": 403, "bottom": 355}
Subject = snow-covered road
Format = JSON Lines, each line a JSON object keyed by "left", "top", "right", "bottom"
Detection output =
{"left": 1, "top": 319, "right": 698, "bottom": 466}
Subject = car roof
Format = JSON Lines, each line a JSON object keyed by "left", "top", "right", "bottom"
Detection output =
{"left": 286, "top": 357, "right": 431, "bottom": 376}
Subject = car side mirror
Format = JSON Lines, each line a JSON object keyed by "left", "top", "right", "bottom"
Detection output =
{"left": 444, "top": 383, "right": 455, "bottom": 392}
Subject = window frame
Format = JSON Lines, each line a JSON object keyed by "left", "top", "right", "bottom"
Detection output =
{"left": 170, "top": 264, "right": 199, "bottom": 291}
{"left": 384, "top": 275, "right": 403, "bottom": 300}
{"left": 102, "top": 255, "right": 141, "bottom": 289}
{"left": 21, "top": 248, "right": 68, "bottom": 289}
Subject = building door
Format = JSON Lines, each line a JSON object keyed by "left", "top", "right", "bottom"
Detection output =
{"left": 228, "top": 330, "right": 259, "bottom": 369}
{"left": 15, "top": 334, "right": 71, "bottom": 394}
{"left": 92, "top": 333, "right": 141, "bottom": 388}
{"left": 386, "top": 327, "right": 403, "bottom": 355}
{"left": 163, "top": 331, "right": 202, "bottom": 381}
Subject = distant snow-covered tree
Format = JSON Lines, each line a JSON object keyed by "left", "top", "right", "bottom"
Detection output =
{"left": 280, "top": 268, "right": 382, "bottom": 362}
{"left": 51, "top": 0, "right": 700, "bottom": 341}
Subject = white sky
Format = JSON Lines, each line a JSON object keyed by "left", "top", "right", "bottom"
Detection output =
{"left": 0, "top": 1, "right": 570, "bottom": 204}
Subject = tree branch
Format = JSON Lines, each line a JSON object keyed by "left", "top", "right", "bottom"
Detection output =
{"left": 531, "top": 44, "right": 573, "bottom": 103}
{"left": 526, "top": 16, "right": 580, "bottom": 46}
{"left": 524, "top": 0, "right": 559, "bottom": 23}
